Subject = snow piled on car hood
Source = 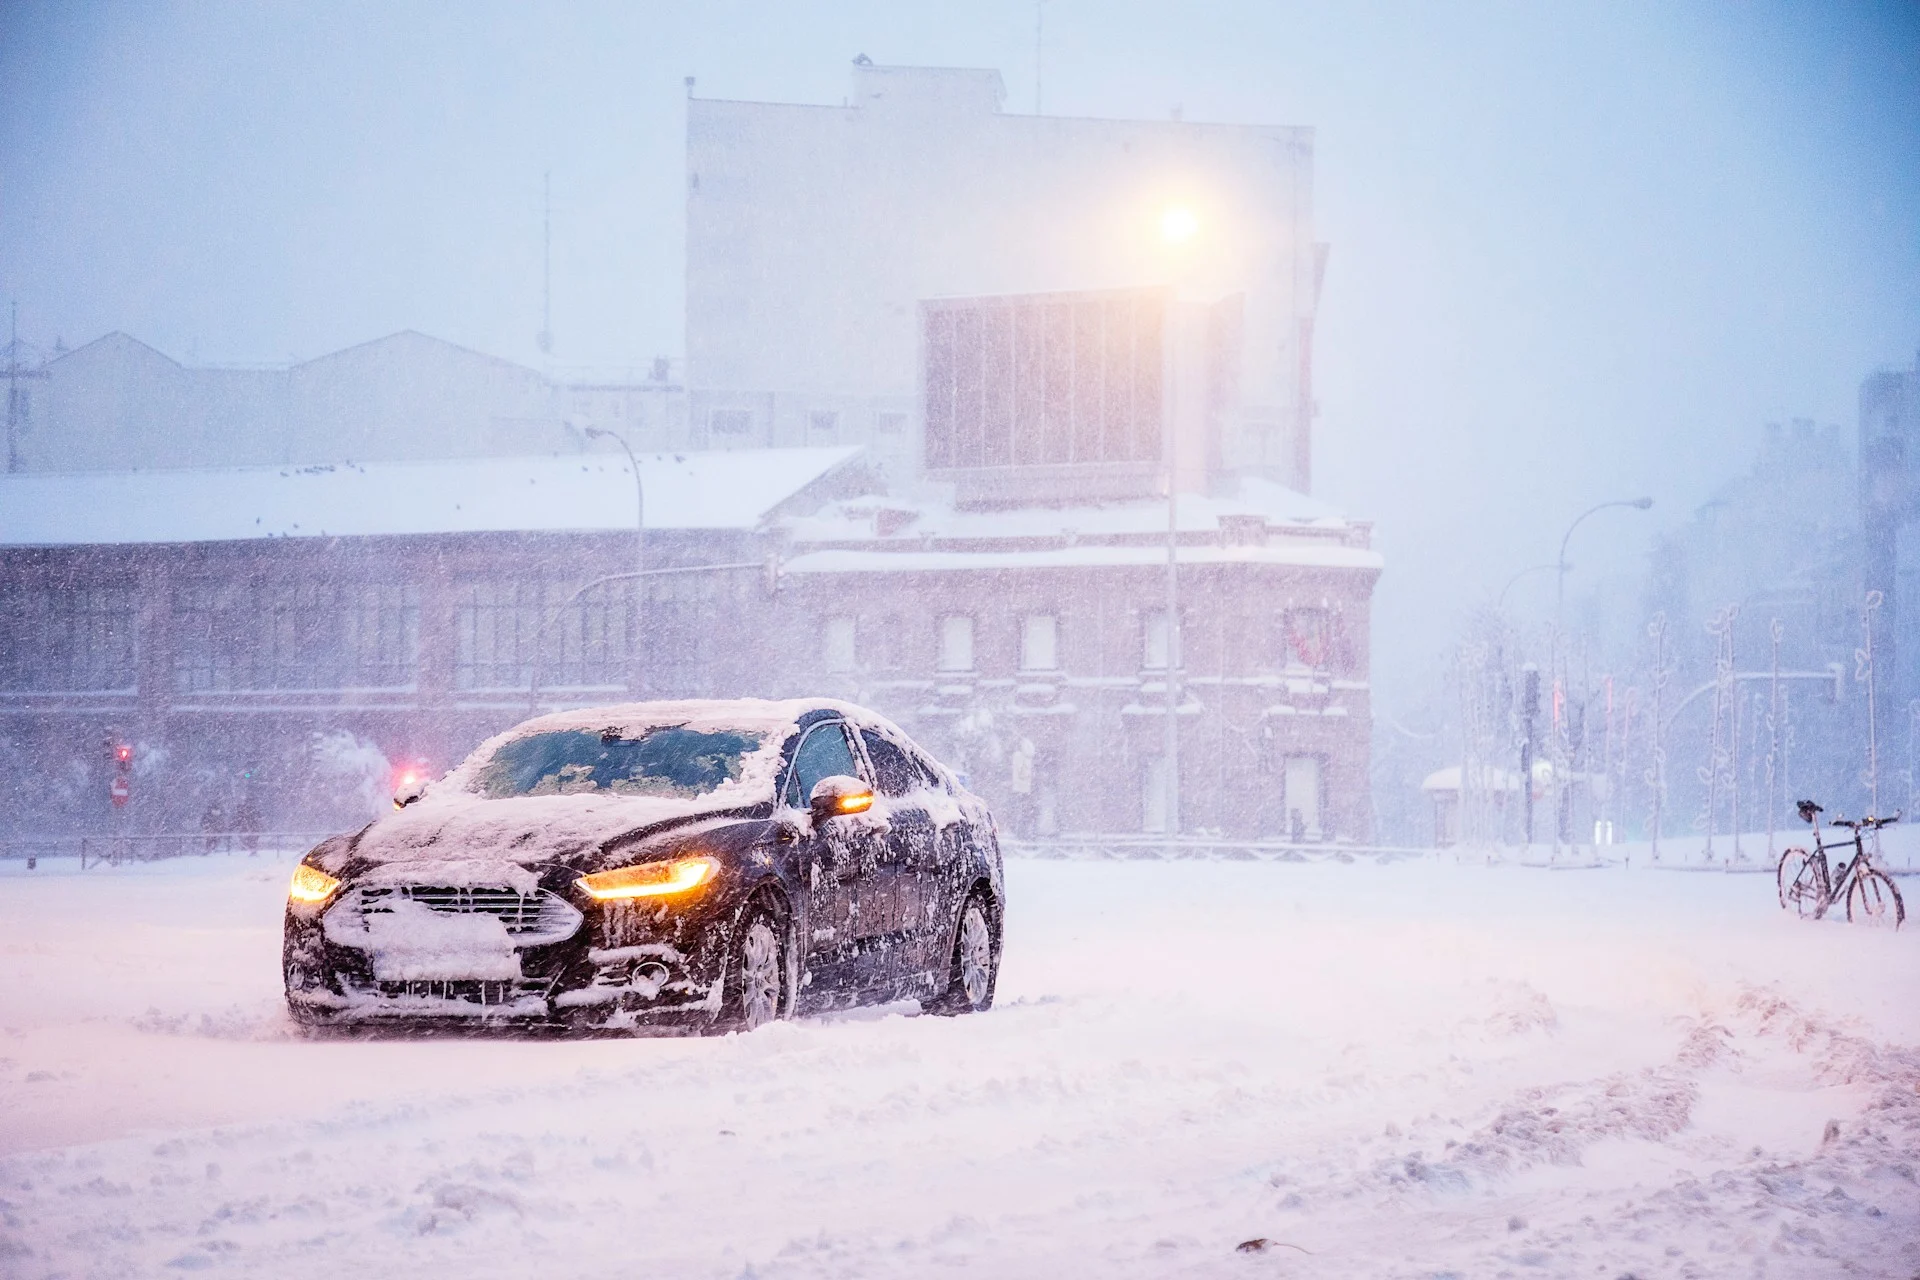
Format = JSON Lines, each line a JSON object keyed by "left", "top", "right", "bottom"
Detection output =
{"left": 349, "top": 699, "right": 832, "bottom": 868}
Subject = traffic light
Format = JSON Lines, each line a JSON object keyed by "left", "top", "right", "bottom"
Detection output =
{"left": 106, "top": 736, "right": 133, "bottom": 809}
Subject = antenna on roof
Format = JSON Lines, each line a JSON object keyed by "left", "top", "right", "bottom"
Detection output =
{"left": 1034, "top": 0, "right": 1045, "bottom": 113}
{"left": 5, "top": 299, "right": 48, "bottom": 474}
{"left": 536, "top": 171, "right": 553, "bottom": 357}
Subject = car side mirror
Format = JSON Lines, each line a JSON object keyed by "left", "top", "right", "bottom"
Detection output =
{"left": 809, "top": 775, "right": 874, "bottom": 826}
{"left": 393, "top": 779, "right": 428, "bottom": 810}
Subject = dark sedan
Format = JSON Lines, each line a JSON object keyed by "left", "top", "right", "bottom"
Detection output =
{"left": 283, "top": 698, "right": 1004, "bottom": 1033}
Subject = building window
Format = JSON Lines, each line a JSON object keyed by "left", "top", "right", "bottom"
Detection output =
{"left": 453, "top": 578, "right": 631, "bottom": 691}
{"left": 1020, "top": 613, "right": 1058, "bottom": 671}
{"left": 0, "top": 585, "right": 137, "bottom": 692}
{"left": 1282, "top": 608, "right": 1336, "bottom": 670}
{"left": 1141, "top": 755, "right": 1169, "bottom": 833}
{"left": 342, "top": 585, "right": 420, "bottom": 688}
{"left": 173, "top": 581, "right": 402, "bottom": 692}
{"left": 710, "top": 409, "right": 753, "bottom": 436}
{"left": 938, "top": 615, "right": 975, "bottom": 673}
{"left": 824, "top": 616, "right": 857, "bottom": 672}
{"left": 808, "top": 410, "right": 838, "bottom": 436}
{"left": 923, "top": 288, "right": 1164, "bottom": 472}
{"left": 1142, "top": 609, "right": 1173, "bottom": 670}
{"left": 875, "top": 412, "right": 907, "bottom": 434}
{"left": 1283, "top": 755, "right": 1323, "bottom": 842}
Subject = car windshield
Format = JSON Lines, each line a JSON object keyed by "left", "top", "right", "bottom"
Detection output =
{"left": 473, "top": 725, "right": 764, "bottom": 800}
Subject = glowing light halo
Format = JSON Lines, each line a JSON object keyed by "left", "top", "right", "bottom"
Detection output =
{"left": 289, "top": 864, "right": 341, "bottom": 904}
{"left": 1160, "top": 205, "right": 1199, "bottom": 245}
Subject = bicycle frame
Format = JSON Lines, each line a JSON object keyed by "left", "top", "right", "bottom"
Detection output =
{"left": 1779, "top": 801, "right": 1902, "bottom": 925}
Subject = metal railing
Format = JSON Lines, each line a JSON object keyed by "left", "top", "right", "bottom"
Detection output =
{"left": 0, "top": 832, "right": 337, "bottom": 869}
{"left": 1001, "top": 836, "right": 1433, "bottom": 862}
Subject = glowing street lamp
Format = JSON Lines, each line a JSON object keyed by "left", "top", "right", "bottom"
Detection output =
{"left": 1160, "top": 205, "right": 1198, "bottom": 245}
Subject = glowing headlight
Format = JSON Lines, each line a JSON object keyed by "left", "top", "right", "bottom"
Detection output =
{"left": 576, "top": 856, "right": 719, "bottom": 901}
{"left": 289, "top": 864, "right": 341, "bottom": 904}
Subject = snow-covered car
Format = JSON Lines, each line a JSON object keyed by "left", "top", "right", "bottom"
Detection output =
{"left": 282, "top": 699, "right": 1004, "bottom": 1033}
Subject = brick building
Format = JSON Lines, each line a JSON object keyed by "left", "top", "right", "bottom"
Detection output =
{"left": 0, "top": 61, "right": 1380, "bottom": 845}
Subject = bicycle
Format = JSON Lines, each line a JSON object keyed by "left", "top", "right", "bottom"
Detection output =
{"left": 1776, "top": 800, "right": 1905, "bottom": 928}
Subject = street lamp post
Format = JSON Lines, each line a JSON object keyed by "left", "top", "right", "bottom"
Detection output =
{"left": 1550, "top": 496, "right": 1652, "bottom": 853}
{"left": 583, "top": 427, "right": 646, "bottom": 696}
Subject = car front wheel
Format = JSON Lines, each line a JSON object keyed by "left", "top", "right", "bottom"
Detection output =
{"left": 724, "top": 903, "right": 786, "bottom": 1032}
{"left": 927, "top": 892, "right": 997, "bottom": 1016}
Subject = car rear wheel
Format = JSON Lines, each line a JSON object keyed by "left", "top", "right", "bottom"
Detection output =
{"left": 927, "top": 892, "right": 996, "bottom": 1016}
{"left": 724, "top": 903, "right": 786, "bottom": 1032}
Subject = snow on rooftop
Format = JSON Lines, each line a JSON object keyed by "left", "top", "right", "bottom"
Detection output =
{"left": 0, "top": 448, "right": 861, "bottom": 547}
{"left": 784, "top": 542, "right": 1383, "bottom": 575}
{"left": 780, "top": 474, "right": 1358, "bottom": 544}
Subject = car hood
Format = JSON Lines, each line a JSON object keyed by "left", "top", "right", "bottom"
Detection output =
{"left": 344, "top": 791, "right": 756, "bottom": 872}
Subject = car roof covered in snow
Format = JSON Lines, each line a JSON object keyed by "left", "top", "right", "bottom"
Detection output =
{"left": 0, "top": 448, "right": 862, "bottom": 546}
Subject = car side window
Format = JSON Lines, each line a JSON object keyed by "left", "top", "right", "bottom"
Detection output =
{"left": 785, "top": 722, "right": 860, "bottom": 808}
{"left": 859, "top": 729, "right": 920, "bottom": 798}
{"left": 906, "top": 744, "right": 949, "bottom": 794}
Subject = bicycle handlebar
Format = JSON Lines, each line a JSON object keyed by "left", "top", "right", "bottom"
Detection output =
{"left": 1832, "top": 812, "right": 1901, "bottom": 830}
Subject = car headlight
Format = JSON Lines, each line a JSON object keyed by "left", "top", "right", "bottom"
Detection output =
{"left": 289, "top": 864, "right": 341, "bottom": 904}
{"left": 576, "top": 855, "right": 719, "bottom": 901}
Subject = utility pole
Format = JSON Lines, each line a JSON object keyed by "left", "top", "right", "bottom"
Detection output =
{"left": 1034, "top": 0, "right": 1046, "bottom": 114}
{"left": 1767, "top": 618, "right": 1782, "bottom": 858}
{"left": 1647, "top": 613, "right": 1670, "bottom": 862}
{"left": 1162, "top": 446, "right": 1181, "bottom": 853}
{"left": 4, "top": 302, "right": 49, "bottom": 473}
{"left": 536, "top": 171, "right": 553, "bottom": 357}
{"left": 1519, "top": 664, "right": 1539, "bottom": 846}
{"left": 584, "top": 427, "right": 645, "bottom": 696}
{"left": 1861, "top": 590, "right": 1884, "bottom": 835}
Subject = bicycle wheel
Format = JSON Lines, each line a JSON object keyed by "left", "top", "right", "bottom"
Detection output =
{"left": 1777, "top": 848, "right": 1828, "bottom": 918}
{"left": 1846, "top": 868, "right": 1905, "bottom": 929}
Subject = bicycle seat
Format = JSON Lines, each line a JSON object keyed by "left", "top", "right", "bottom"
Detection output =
{"left": 1796, "top": 799, "right": 1824, "bottom": 822}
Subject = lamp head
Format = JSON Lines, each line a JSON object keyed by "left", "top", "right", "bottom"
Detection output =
{"left": 1160, "top": 206, "right": 1198, "bottom": 245}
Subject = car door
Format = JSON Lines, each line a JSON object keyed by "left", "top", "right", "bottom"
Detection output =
{"left": 784, "top": 720, "right": 892, "bottom": 1005}
{"left": 858, "top": 727, "right": 947, "bottom": 994}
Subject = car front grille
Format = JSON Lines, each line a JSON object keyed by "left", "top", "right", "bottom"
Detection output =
{"left": 345, "top": 884, "right": 583, "bottom": 946}
{"left": 371, "top": 978, "right": 548, "bottom": 1006}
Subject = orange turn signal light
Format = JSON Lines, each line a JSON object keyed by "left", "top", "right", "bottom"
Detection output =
{"left": 835, "top": 791, "right": 874, "bottom": 815}
{"left": 576, "top": 856, "right": 719, "bottom": 901}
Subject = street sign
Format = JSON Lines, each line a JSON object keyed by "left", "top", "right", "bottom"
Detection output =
{"left": 110, "top": 774, "right": 131, "bottom": 807}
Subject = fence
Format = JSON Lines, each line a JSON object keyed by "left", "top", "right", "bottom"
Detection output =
{"left": 1002, "top": 836, "right": 1434, "bottom": 862}
{"left": 0, "top": 832, "right": 336, "bottom": 869}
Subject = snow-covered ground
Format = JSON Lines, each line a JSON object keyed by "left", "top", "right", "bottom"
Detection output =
{"left": 1, "top": 851, "right": 1916, "bottom": 1278}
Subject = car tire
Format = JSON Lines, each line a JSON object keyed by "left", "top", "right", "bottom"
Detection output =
{"left": 926, "top": 891, "right": 997, "bottom": 1016}
{"left": 722, "top": 900, "right": 787, "bottom": 1033}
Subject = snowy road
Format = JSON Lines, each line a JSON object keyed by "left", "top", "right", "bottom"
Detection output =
{"left": 1, "top": 853, "right": 1916, "bottom": 1278}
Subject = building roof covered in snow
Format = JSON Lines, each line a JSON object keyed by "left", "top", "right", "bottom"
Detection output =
{"left": 778, "top": 474, "right": 1382, "bottom": 575}
{"left": 0, "top": 448, "right": 862, "bottom": 547}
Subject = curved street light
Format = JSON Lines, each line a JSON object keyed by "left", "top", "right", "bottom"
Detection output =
{"left": 1498, "top": 562, "right": 1560, "bottom": 614}
{"left": 1556, "top": 497, "right": 1653, "bottom": 638}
